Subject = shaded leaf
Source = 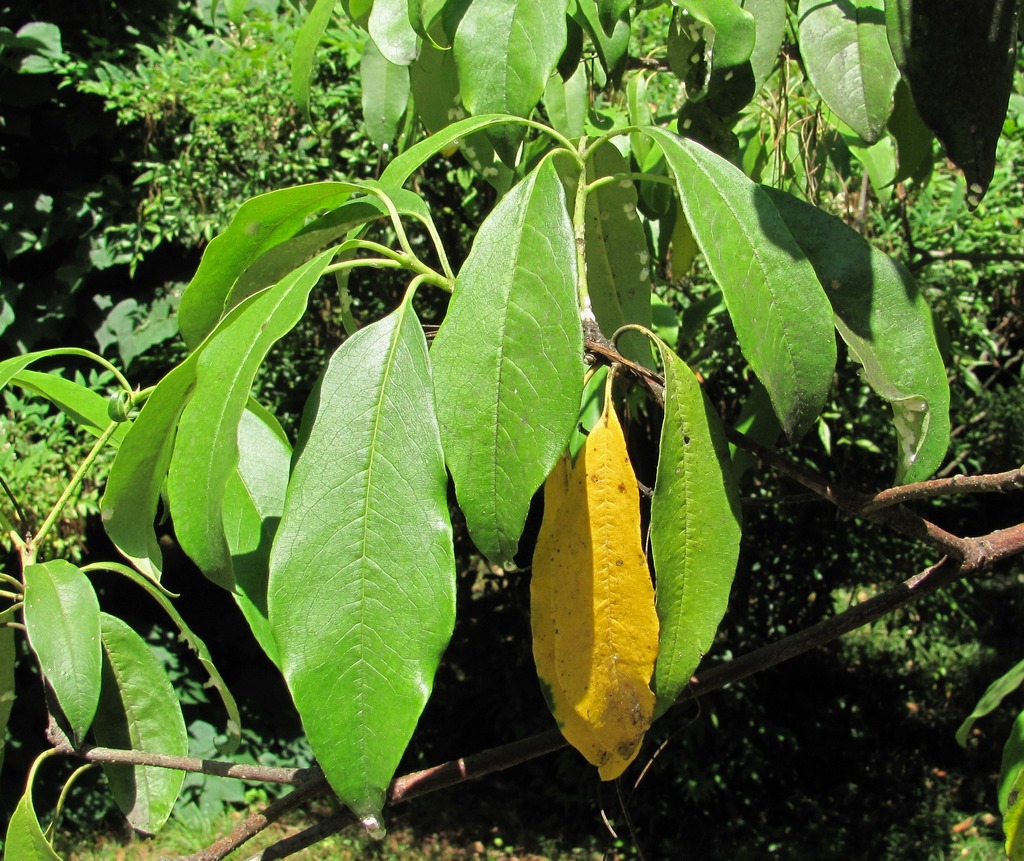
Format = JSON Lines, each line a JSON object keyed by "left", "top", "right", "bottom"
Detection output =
{"left": 0, "top": 626, "right": 14, "bottom": 775}
{"left": 23, "top": 560, "right": 101, "bottom": 745}
{"left": 584, "top": 143, "right": 653, "bottom": 365}
{"left": 741, "top": 0, "right": 786, "bottom": 92}
{"left": 223, "top": 407, "right": 292, "bottom": 666}
{"left": 531, "top": 396, "right": 658, "bottom": 780}
{"left": 573, "top": 0, "right": 630, "bottom": 82}
{"left": 94, "top": 613, "right": 187, "bottom": 835}
{"left": 430, "top": 156, "right": 583, "bottom": 567}
{"left": 167, "top": 249, "right": 337, "bottom": 591}
{"left": 268, "top": 297, "right": 455, "bottom": 826}
{"left": 885, "top": 0, "right": 1019, "bottom": 207}
{"left": 1004, "top": 711, "right": 1024, "bottom": 859}
{"left": 361, "top": 39, "right": 411, "bottom": 150}
{"left": 645, "top": 128, "right": 836, "bottom": 440}
{"left": 765, "top": 188, "right": 949, "bottom": 483}
{"left": 649, "top": 338, "right": 741, "bottom": 717}
{"left": 797, "top": 0, "right": 898, "bottom": 144}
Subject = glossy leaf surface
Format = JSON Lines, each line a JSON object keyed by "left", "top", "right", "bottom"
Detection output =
{"left": 766, "top": 188, "right": 949, "bottom": 483}
{"left": 94, "top": 613, "right": 187, "bottom": 835}
{"left": 797, "top": 0, "right": 898, "bottom": 143}
{"left": 5, "top": 794, "right": 61, "bottom": 861}
{"left": 646, "top": 128, "right": 836, "bottom": 441}
{"left": 368, "top": 0, "right": 419, "bottom": 65}
{"left": 431, "top": 157, "right": 583, "bottom": 567}
{"left": 23, "top": 560, "right": 101, "bottom": 745}
{"left": 167, "top": 249, "right": 337, "bottom": 590}
{"left": 269, "top": 299, "right": 455, "bottom": 825}
{"left": 532, "top": 397, "right": 658, "bottom": 780}
{"left": 649, "top": 338, "right": 741, "bottom": 716}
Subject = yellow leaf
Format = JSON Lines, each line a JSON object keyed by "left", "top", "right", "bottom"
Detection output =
{"left": 531, "top": 396, "right": 659, "bottom": 780}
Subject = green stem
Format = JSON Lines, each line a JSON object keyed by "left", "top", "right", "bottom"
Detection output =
{"left": 46, "top": 348, "right": 134, "bottom": 396}
{"left": 0, "top": 590, "right": 19, "bottom": 601}
{"left": 0, "top": 474, "right": 28, "bottom": 533}
{"left": 571, "top": 137, "right": 594, "bottom": 317}
{"left": 46, "top": 763, "right": 96, "bottom": 841}
{"left": 587, "top": 172, "right": 677, "bottom": 194}
{"left": 29, "top": 419, "right": 120, "bottom": 555}
{"left": 0, "top": 571, "right": 23, "bottom": 591}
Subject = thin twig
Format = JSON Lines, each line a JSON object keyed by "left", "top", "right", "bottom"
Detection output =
{"left": 861, "top": 464, "right": 1024, "bottom": 512}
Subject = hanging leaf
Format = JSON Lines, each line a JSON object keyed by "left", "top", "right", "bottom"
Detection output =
{"left": 431, "top": 156, "right": 583, "bottom": 568}
{"left": 368, "top": 0, "right": 419, "bottom": 65}
{"left": 291, "top": 0, "right": 341, "bottom": 124}
{"left": 573, "top": 0, "right": 630, "bottom": 83}
{"left": 765, "top": 188, "right": 949, "bottom": 483}
{"left": 94, "top": 613, "right": 187, "bottom": 835}
{"left": 167, "top": 249, "right": 337, "bottom": 591}
{"left": 797, "top": 0, "right": 899, "bottom": 144}
{"left": 584, "top": 143, "right": 653, "bottom": 366}
{"left": 23, "top": 560, "right": 101, "bottom": 745}
{"left": 222, "top": 406, "right": 292, "bottom": 666}
{"left": 957, "top": 657, "right": 1024, "bottom": 747}
{"left": 741, "top": 0, "right": 786, "bottom": 93}
{"left": 101, "top": 354, "right": 199, "bottom": 581}
{"left": 453, "top": 0, "right": 570, "bottom": 158}
{"left": 4, "top": 793, "right": 62, "bottom": 861}
{"left": 649, "top": 337, "right": 741, "bottom": 717}
{"left": 268, "top": 296, "right": 456, "bottom": 827}
{"left": 885, "top": 0, "right": 1019, "bottom": 207}
{"left": 543, "top": 63, "right": 589, "bottom": 140}
{"left": 645, "top": 128, "right": 836, "bottom": 441}
{"left": 531, "top": 395, "right": 659, "bottom": 780}
{"left": 361, "top": 39, "right": 411, "bottom": 150}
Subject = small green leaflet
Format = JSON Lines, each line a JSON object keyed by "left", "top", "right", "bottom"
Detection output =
{"left": 648, "top": 336, "right": 741, "bottom": 717}
{"left": 1003, "top": 711, "right": 1024, "bottom": 859}
{"left": 167, "top": 248, "right": 338, "bottom": 591}
{"left": 797, "top": 0, "right": 898, "bottom": 144}
{"left": 765, "top": 188, "right": 949, "bottom": 483}
{"left": 291, "top": 0, "right": 341, "bottom": 124}
{"left": 94, "top": 613, "right": 187, "bottom": 835}
{"left": 268, "top": 295, "right": 456, "bottom": 826}
{"left": 645, "top": 127, "right": 836, "bottom": 441}
{"left": 23, "top": 560, "right": 102, "bottom": 745}
{"left": 957, "top": 656, "right": 1024, "bottom": 748}
{"left": 431, "top": 156, "right": 584, "bottom": 568}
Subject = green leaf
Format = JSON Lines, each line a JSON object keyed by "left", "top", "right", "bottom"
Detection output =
{"left": 11, "top": 370, "right": 129, "bottom": 447}
{"left": 645, "top": 128, "right": 836, "bottom": 441}
{"left": 23, "top": 560, "right": 102, "bottom": 745}
{"left": 379, "top": 113, "right": 523, "bottom": 188}
{"left": 573, "top": 0, "right": 630, "bottom": 83}
{"left": 0, "top": 626, "right": 14, "bottom": 775}
{"left": 368, "top": 0, "right": 419, "bottom": 64}
{"left": 102, "top": 354, "right": 199, "bottom": 581}
{"left": 1003, "top": 711, "right": 1024, "bottom": 859}
{"left": 797, "top": 0, "right": 898, "bottom": 144}
{"left": 361, "top": 39, "right": 411, "bottom": 150}
{"left": 454, "top": 0, "right": 570, "bottom": 157}
{"left": 740, "top": 0, "right": 786, "bottom": 92}
{"left": 543, "top": 63, "right": 588, "bottom": 140}
{"left": 268, "top": 296, "right": 456, "bottom": 826}
{"left": 765, "top": 188, "right": 949, "bottom": 483}
{"left": 431, "top": 156, "right": 584, "bottom": 567}
{"left": 885, "top": 0, "right": 1019, "bottom": 207}
{"left": 887, "top": 79, "right": 933, "bottom": 184}
{"left": 223, "top": 407, "right": 292, "bottom": 666}
{"left": 584, "top": 143, "right": 653, "bottom": 365}
{"left": 168, "top": 248, "right": 338, "bottom": 591}
{"left": 94, "top": 613, "right": 187, "bottom": 835}
{"left": 178, "top": 182, "right": 355, "bottom": 350}
{"left": 957, "top": 657, "right": 1024, "bottom": 748}
{"left": 674, "top": 0, "right": 757, "bottom": 113}
{"left": 0, "top": 348, "right": 93, "bottom": 392}
{"left": 291, "top": 0, "right": 341, "bottom": 123}
{"left": 4, "top": 793, "right": 62, "bottom": 860}
{"left": 649, "top": 338, "right": 741, "bottom": 717}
